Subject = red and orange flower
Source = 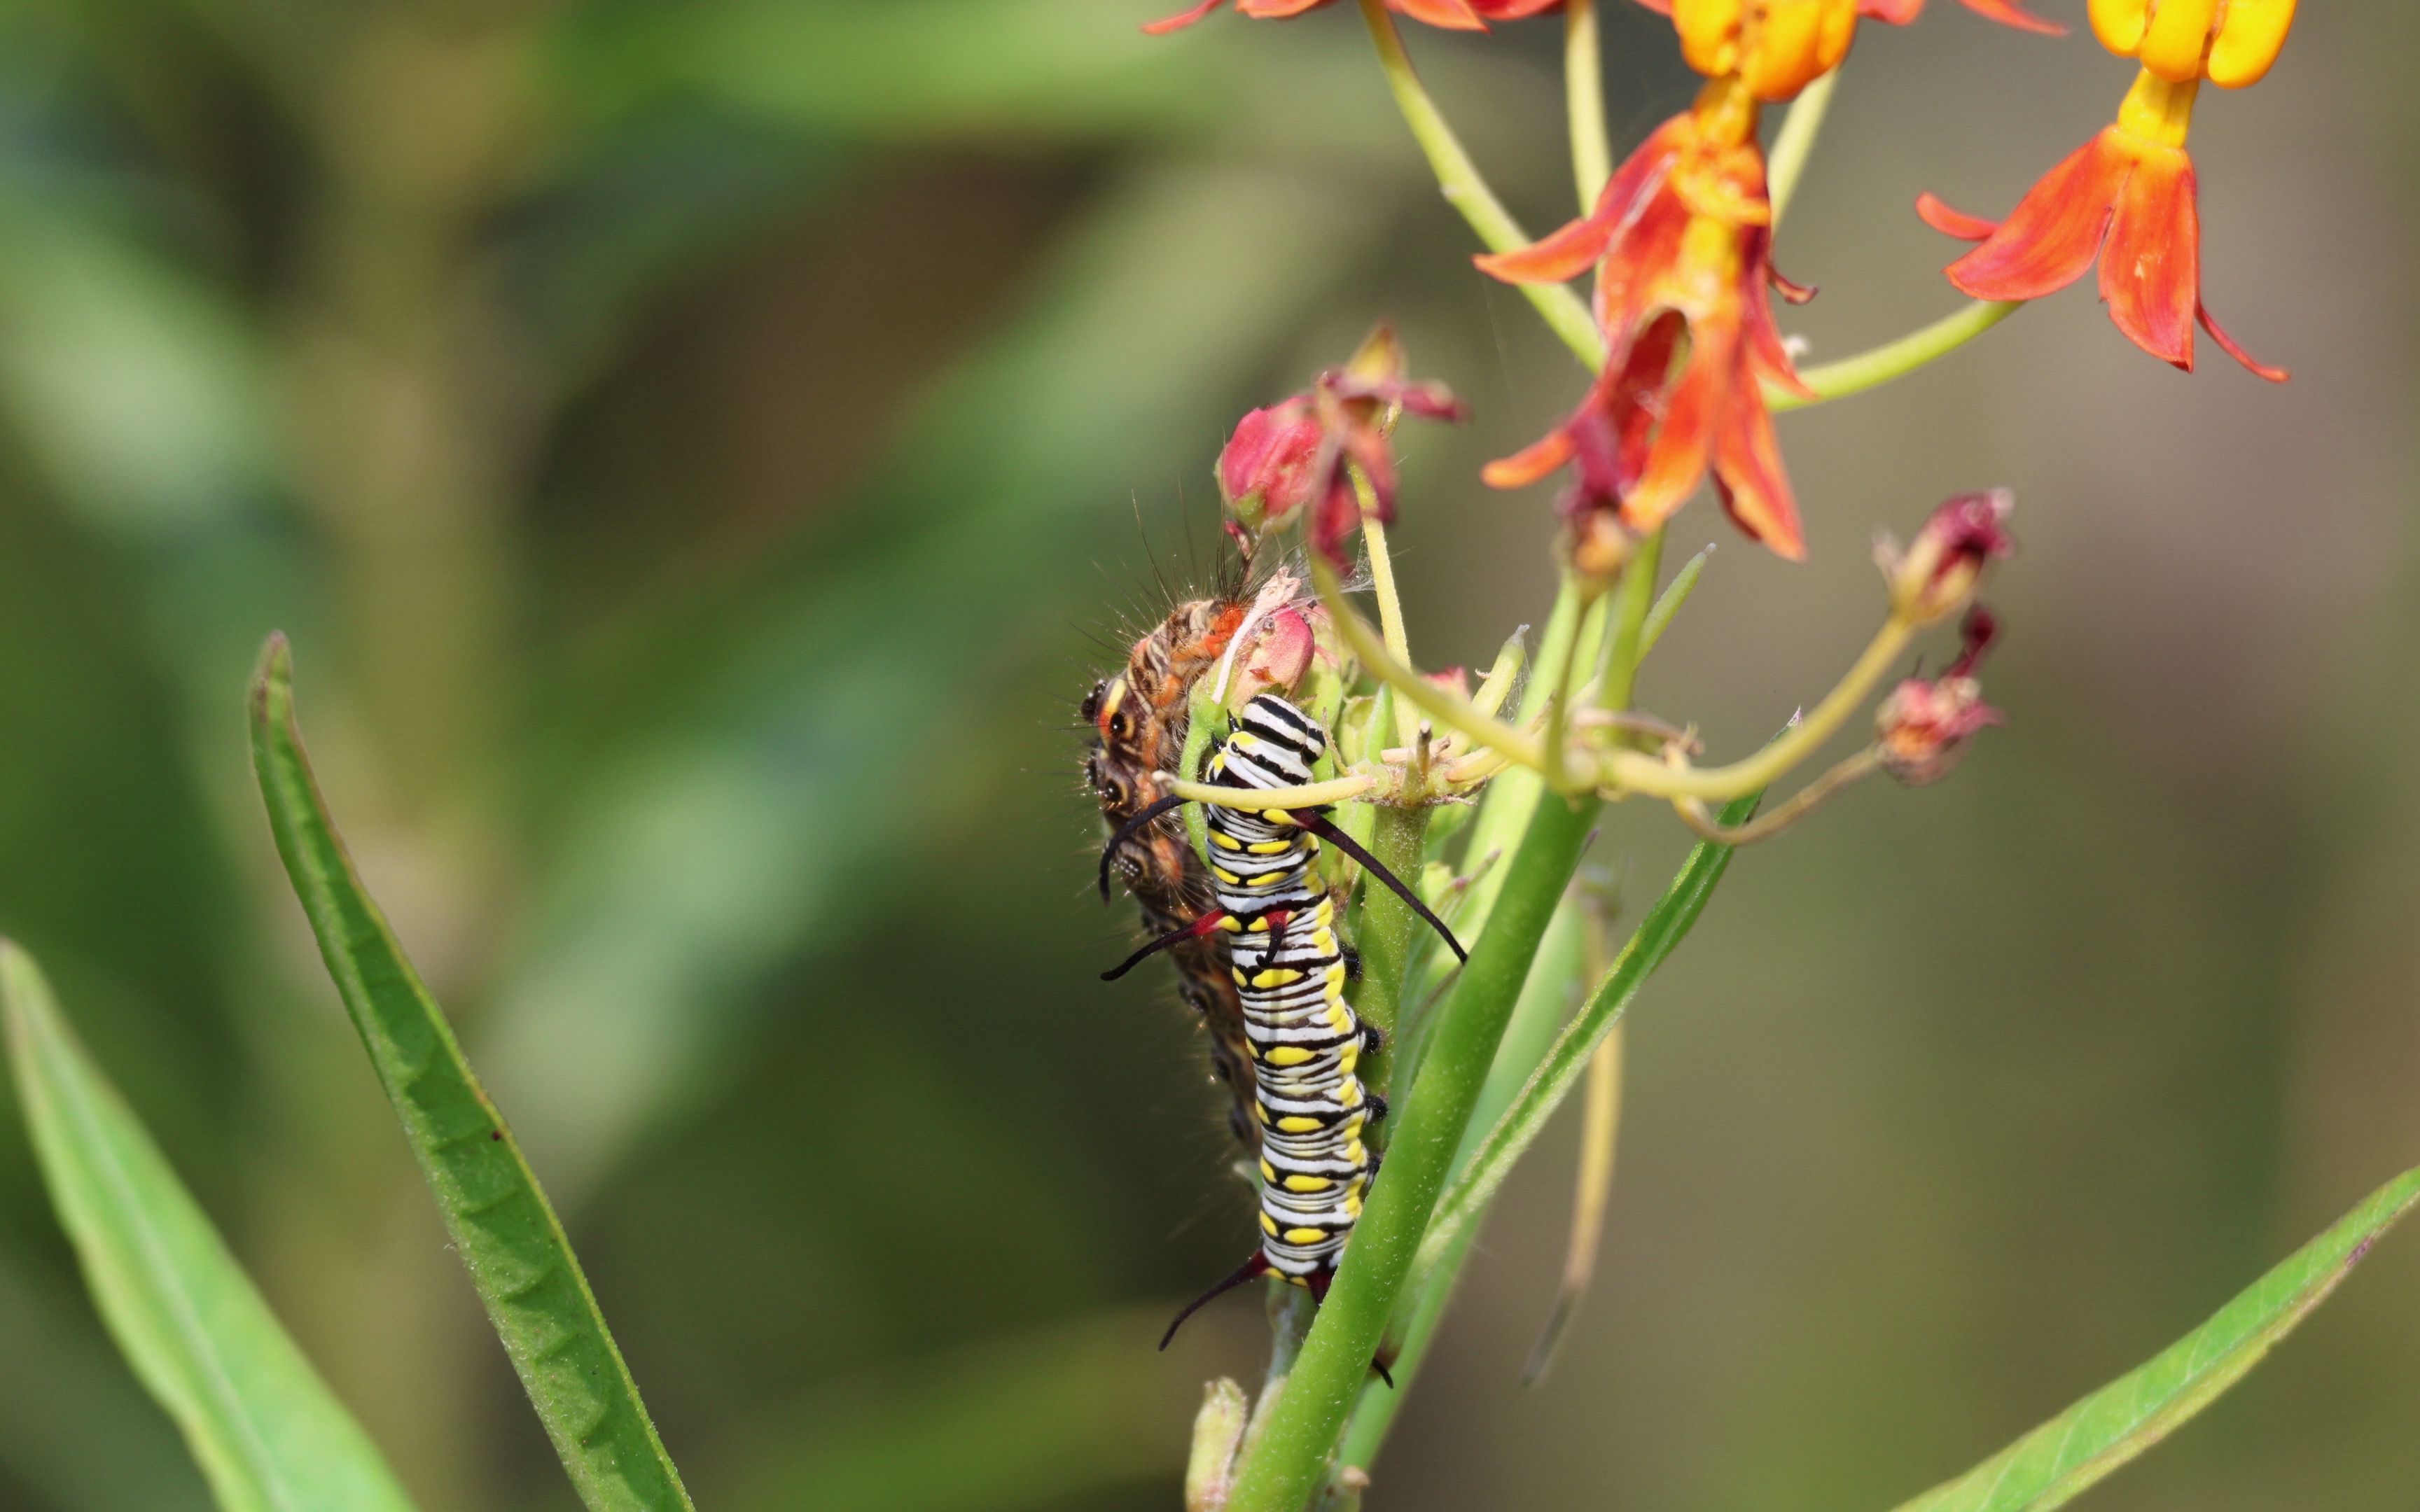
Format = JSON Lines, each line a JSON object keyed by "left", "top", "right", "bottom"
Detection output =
{"left": 1477, "top": 76, "right": 1811, "bottom": 558}
{"left": 1919, "top": 0, "right": 2295, "bottom": 379}
{"left": 1145, "top": 0, "right": 1559, "bottom": 34}
{"left": 1634, "top": 0, "right": 2065, "bottom": 51}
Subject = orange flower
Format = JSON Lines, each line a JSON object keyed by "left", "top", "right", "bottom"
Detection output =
{"left": 1919, "top": 0, "right": 2295, "bottom": 379}
{"left": 1477, "top": 77, "right": 1811, "bottom": 559}
{"left": 1633, "top": 0, "right": 2062, "bottom": 84}
{"left": 1143, "top": 0, "right": 1559, "bottom": 34}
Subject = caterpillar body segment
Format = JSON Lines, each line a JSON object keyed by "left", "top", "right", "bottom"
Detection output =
{"left": 1204, "top": 697, "right": 1375, "bottom": 1295}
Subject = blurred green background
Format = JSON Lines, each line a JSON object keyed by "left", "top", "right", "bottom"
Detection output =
{"left": 0, "top": 1, "right": 2413, "bottom": 1509}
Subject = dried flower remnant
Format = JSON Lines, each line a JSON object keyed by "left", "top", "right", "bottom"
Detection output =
{"left": 1214, "top": 325, "right": 1465, "bottom": 566}
{"left": 1145, "top": 0, "right": 1562, "bottom": 34}
{"left": 1919, "top": 0, "right": 2295, "bottom": 379}
{"left": 1876, "top": 488, "right": 2017, "bottom": 625}
{"left": 1876, "top": 608, "right": 2003, "bottom": 784}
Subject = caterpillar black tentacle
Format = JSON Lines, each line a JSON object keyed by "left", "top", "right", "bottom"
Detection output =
{"left": 1291, "top": 811, "right": 1468, "bottom": 965}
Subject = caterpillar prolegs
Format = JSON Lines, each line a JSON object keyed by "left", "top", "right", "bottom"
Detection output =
{"left": 1096, "top": 694, "right": 1466, "bottom": 1349}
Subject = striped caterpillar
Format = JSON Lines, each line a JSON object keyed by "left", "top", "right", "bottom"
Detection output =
{"left": 1097, "top": 693, "right": 1465, "bottom": 1348}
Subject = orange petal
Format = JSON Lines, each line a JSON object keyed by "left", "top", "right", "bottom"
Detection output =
{"left": 1477, "top": 120, "right": 1685, "bottom": 286}
{"left": 1619, "top": 312, "right": 1735, "bottom": 532}
{"left": 1142, "top": 0, "right": 1228, "bottom": 31}
{"left": 1632, "top": 0, "right": 1674, "bottom": 12}
{"left": 1236, "top": 0, "right": 1330, "bottom": 13}
{"left": 1957, "top": 0, "right": 2066, "bottom": 34}
{"left": 1945, "top": 130, "right": 2131, "bottom": 302}
{"left": 1916, "top": 190, "right": 2000, "bottom": 241}
{"left": 2197, "top": 302, "right": 2288, "bottom": 383}
{"left": 1475, "top": 213, "right": 1618, "bottom": 285}
{"left": 2097, "top": 144, "right": 2195, "bottom": 369}
{"left": 1482, "top": 427, "right": 1577, "bottom": 489}
{"left": 1389, "top": 0, "right": 1489, "bottom": 26}
{"left": 1859, "top": 0, "right": 1926, "bottom": 22}
{"left": 1711, "top": 381, "right": 1805, "bottom": 560}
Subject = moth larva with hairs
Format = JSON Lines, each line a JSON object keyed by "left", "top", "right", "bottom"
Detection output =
{"left": 1082, "top": 592, "right": 1262, "bottom": 1149}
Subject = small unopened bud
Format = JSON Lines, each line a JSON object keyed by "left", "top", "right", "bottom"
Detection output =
{"left": 1875, "top": 606, "right": 2003, "bottom": 785}
{"left": 1217, "top": 398, "right": 1324, "bottom": 539}
{"left": 1566, "top": 508, "right": 1636, "bottom": 592}
{"left": 1877, "top": 489, "right": 2015, "bottom": 624}
{"left": 1184, "top": 1378, "right": 1250, "bottom": 1512}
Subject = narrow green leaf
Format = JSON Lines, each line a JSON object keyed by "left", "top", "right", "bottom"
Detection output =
{"left": 1639, "top": 542, "right": 1713, "bottom": 658}
{"left": 1893, "top": 1165, "right": 2420, "bottom": 1512}
{"left": 0, "top": 940, "right": 416, "bottom": 1512}
{"left": 1414, "top": 790, "right": 1758, "bottom": 1274}
{"left": 246, "top": 637, "right": 695, "bottom": 1512}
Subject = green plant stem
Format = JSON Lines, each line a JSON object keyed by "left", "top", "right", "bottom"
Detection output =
{"left": 1599, "top": 529, "right": 1665, "bottom": 715}
{"left": 1352, "top": 802, "right": 1433, "bottom": 1106}
{"left": 1225, "top": 789, "right": 1601, "bottom": 1512}
{"left": 1564, "top": 0, "right": 1611, "bottom": 207}
{"left": 1357, "top": 0, "right": 1605, "bottom": 373}
{"left": 1354, "top": 476, "right": 1422, "bottom": 752}
{"left": 1323, "top": 538, "right": 1664, "bottom": 1490}
{"left": 1416, "top": 790, "right": 1757, "bottom": 1274}
{"left": 1765, "top": 69, "right": 1835, "bottom": 228}
{"left": 1774, "top": 299, "right": 2025, "bottom": 410}
{"left": 1596, "top": 611, "right": 1914, "bottom": 799}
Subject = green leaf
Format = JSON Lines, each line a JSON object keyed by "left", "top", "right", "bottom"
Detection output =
{"left": 1894, "top": 1166, "right": 2420, "bottom": 1512}
{"left": 0, "top": 940, "right": 417, "bottom": 1512}
{"left": 246, "top": 638, "right": 695, "bottom": 1512}
{"left": 1414, "top": 789, "right": 1760, "bottom": 1275}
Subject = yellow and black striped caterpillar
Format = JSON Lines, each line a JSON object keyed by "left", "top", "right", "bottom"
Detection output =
{"left": 1097, "top": 694, "right": 1464, "bottom": 1348}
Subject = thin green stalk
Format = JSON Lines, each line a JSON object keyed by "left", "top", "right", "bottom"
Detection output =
{"left": 1599, "top": 529, "right": 1666, "bottom": 715}
{"left": 1637, "top": 542, "right": 1712, "bottom": 661}
{"left": 1596, "top": 612, "right": 1914, "bottom": 799}
{"left": 1564, "top": 0, "right": 1612, "bottom": 207}
{"left": 1358, "top": 0, "right": 1604, "bottom": 372}
{"left": 1765, "top": 69, "right": 1835, "bottom": 228}
{"left": 1773, "top": 300, "right": 2024, "bottom": 410}
{"left": 1224, "top": 790, "right": 1602, "bottom": 1512}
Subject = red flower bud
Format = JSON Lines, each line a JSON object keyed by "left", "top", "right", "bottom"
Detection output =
{"left": 1877, "top": 489, "right": 2016, "bottom": 624}
{"left": 1214, "top": 325, "right": 1465, "bottom": 566}
{"left": 1217, "top": 398, "right": 1326, "bottom": 535}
